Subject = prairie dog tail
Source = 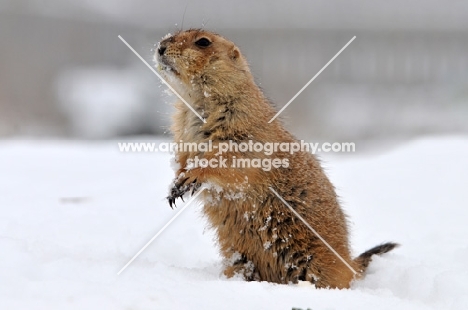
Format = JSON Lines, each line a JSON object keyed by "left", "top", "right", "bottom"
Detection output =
{"left": 354, "top": 242, "right": 399, "bottom": 272}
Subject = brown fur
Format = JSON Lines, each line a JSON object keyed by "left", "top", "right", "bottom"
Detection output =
{"left": 156, "top": 29, "right": 397, "bottom": 289}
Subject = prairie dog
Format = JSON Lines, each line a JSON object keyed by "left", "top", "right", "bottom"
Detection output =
{"left": 156, "top": 29, "right": 397, "bottom": 288}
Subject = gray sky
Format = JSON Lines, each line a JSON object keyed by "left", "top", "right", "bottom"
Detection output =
{"left": 4, "top": 0, "right": 468, "bottom": 30}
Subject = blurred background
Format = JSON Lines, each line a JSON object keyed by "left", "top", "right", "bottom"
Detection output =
{"left": 1, "top": 0, "right": 467, "bottom": 148}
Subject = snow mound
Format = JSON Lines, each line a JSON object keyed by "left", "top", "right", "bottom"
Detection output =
{"left": 1, "top": 137, "right": 467, "bottom": 309}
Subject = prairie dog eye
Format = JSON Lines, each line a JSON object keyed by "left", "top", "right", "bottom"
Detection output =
{"left": 194, "top": 37, "right": 212, "bottom": 48}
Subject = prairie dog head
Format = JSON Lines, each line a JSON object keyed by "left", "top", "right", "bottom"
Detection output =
{"left": 155, "top": 29, "right": 252, "bottom": 95}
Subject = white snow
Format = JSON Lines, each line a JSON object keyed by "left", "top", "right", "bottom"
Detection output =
{"left": 1, "top": 136, "right": 467, "bottom": 309}
{"left": 55, "top": 68, "right": 149, "bottom": 138}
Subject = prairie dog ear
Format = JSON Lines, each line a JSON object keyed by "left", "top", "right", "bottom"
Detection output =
{"left": 229, "top": 46, "right": 240, "bottom": 61}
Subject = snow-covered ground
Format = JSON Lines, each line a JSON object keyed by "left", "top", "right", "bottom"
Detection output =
{"left": 1, "top": 136, "right": 467, "bottom": 309}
